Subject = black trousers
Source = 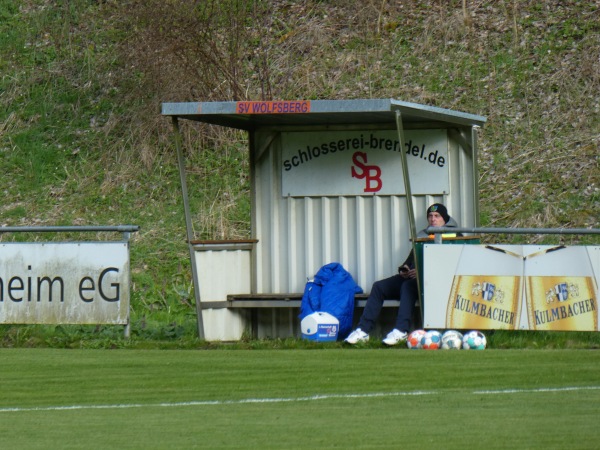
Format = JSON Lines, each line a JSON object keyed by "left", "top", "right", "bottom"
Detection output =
{"left": 357, "top": 274, "right": 418, "bottom": 334}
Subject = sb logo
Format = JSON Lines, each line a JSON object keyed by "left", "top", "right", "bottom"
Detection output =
{"left": 351, "top": 152, "right": 382, "bottom": 193}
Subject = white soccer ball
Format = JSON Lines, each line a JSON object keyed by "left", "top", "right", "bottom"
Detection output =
{"left": 407, "top": 329, "right": 426, "bottom": 349}
{"left": 462, "top": 330, "right": 487, "bottom": 350}
{"left": 441, "top": 330, "right": 463, "bottom": 350}
{"left": 420, "top": 330, "right": 442, "bottom": 350}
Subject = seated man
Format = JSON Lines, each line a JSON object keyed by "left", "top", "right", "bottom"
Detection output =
{"left": 345, "top": 203, "right": 460, "bottom": 346}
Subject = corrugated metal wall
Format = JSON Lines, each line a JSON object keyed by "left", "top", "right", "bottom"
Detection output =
{"left": 251, "top": 127, "right": 477, "bottom": 295}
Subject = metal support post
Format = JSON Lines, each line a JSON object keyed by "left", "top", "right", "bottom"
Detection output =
{"left": 172, "top": 117, "right": 205, "bottom": 340}
{"left": 395, "top": 110, "right": 423, "bottom": 319}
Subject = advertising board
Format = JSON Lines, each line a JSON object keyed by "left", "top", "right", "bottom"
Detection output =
{"left": 424, "top": 245, "right": 599, "bottom": 331}
{"left": 281, "top": 129, "right": 449, "bottom": 196}
{"left": 0, "top": 242, "right": 130, "bottom": 325}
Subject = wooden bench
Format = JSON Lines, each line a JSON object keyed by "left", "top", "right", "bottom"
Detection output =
{"left": 222, "top": 293, "right": 407, "bottom": 338}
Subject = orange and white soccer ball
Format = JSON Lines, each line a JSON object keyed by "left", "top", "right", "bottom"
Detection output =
{"left": 421, "top": 330, "right": 442, "bottom": 350}
{"left": 406, "top": 329, "right": 426, "bottom": 349}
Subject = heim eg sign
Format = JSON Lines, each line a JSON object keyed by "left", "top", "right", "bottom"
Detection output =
{"left": 0, "top": 242, "right": 130, "bottom": 325}
{"left": 281, "top": 129, "right": 450, "bottom": 196}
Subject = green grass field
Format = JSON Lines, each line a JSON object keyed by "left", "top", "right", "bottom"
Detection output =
{"left": 1, "top": 348, "right": 598, "bottom": 449}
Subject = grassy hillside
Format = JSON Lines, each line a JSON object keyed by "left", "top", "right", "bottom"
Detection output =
{"left": 0, "top": 0, "right": 598, "bottom": 341}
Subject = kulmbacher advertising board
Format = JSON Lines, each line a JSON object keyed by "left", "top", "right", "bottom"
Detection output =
{"left": 423, "top": 245, "right": 600, "bottom": 331}
{"left": 281, "top": 129, "right": 449, "bottom": 197}
{"left": 0, "top": 242, "right": 130, "bottom": 325}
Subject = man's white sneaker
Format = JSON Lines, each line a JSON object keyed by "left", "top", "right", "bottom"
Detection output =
{"left": 345, "top": 328, "right": 369, "bottom": 344}
{"left": 382, "top": 329, "right": 408, "bottom": 346}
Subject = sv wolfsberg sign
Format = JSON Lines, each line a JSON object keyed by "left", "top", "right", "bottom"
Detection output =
{"left": 281, "top": 130, "right": 449, "bottom": 196}
{"left": 423, "top": 245, "right": 600, "bottom": 331}
{"left": 0, "top": 242, "right": 130, "bottom": 325}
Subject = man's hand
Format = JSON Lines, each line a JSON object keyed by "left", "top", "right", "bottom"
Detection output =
{"left": 398, "top": 265, "right": 416, "bottom": 279}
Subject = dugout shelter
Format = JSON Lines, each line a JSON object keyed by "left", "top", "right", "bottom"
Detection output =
{"left": 161, "top": 99, "right": 486, "bottom": 340}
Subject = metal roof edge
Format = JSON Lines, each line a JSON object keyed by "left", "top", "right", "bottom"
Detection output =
{"left": 390, "top": 99, "right": 487, "bottom": 127}
{"left": 161, "top": 99, "right": 396, "bottom": 116}
{"left": 161, "top": 98, "right": 487, "bottom": 127}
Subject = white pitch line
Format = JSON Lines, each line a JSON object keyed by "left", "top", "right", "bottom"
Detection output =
{"left": 0, "top": 391, "right": 436, "bottom": 413}
{"left": 473, "top": 386, "right": 600, "bottom": 395}
{"left": 1, "top": 386, "right": 599, "bottom": 413}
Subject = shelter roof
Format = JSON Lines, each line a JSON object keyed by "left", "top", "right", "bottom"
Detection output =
{"left": 161, "top": 99, "right": 486, "bottom": 131}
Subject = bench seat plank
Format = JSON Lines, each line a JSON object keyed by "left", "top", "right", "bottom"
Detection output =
{"left": 226, "top": 293, "right": 400, "bottom": 308}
